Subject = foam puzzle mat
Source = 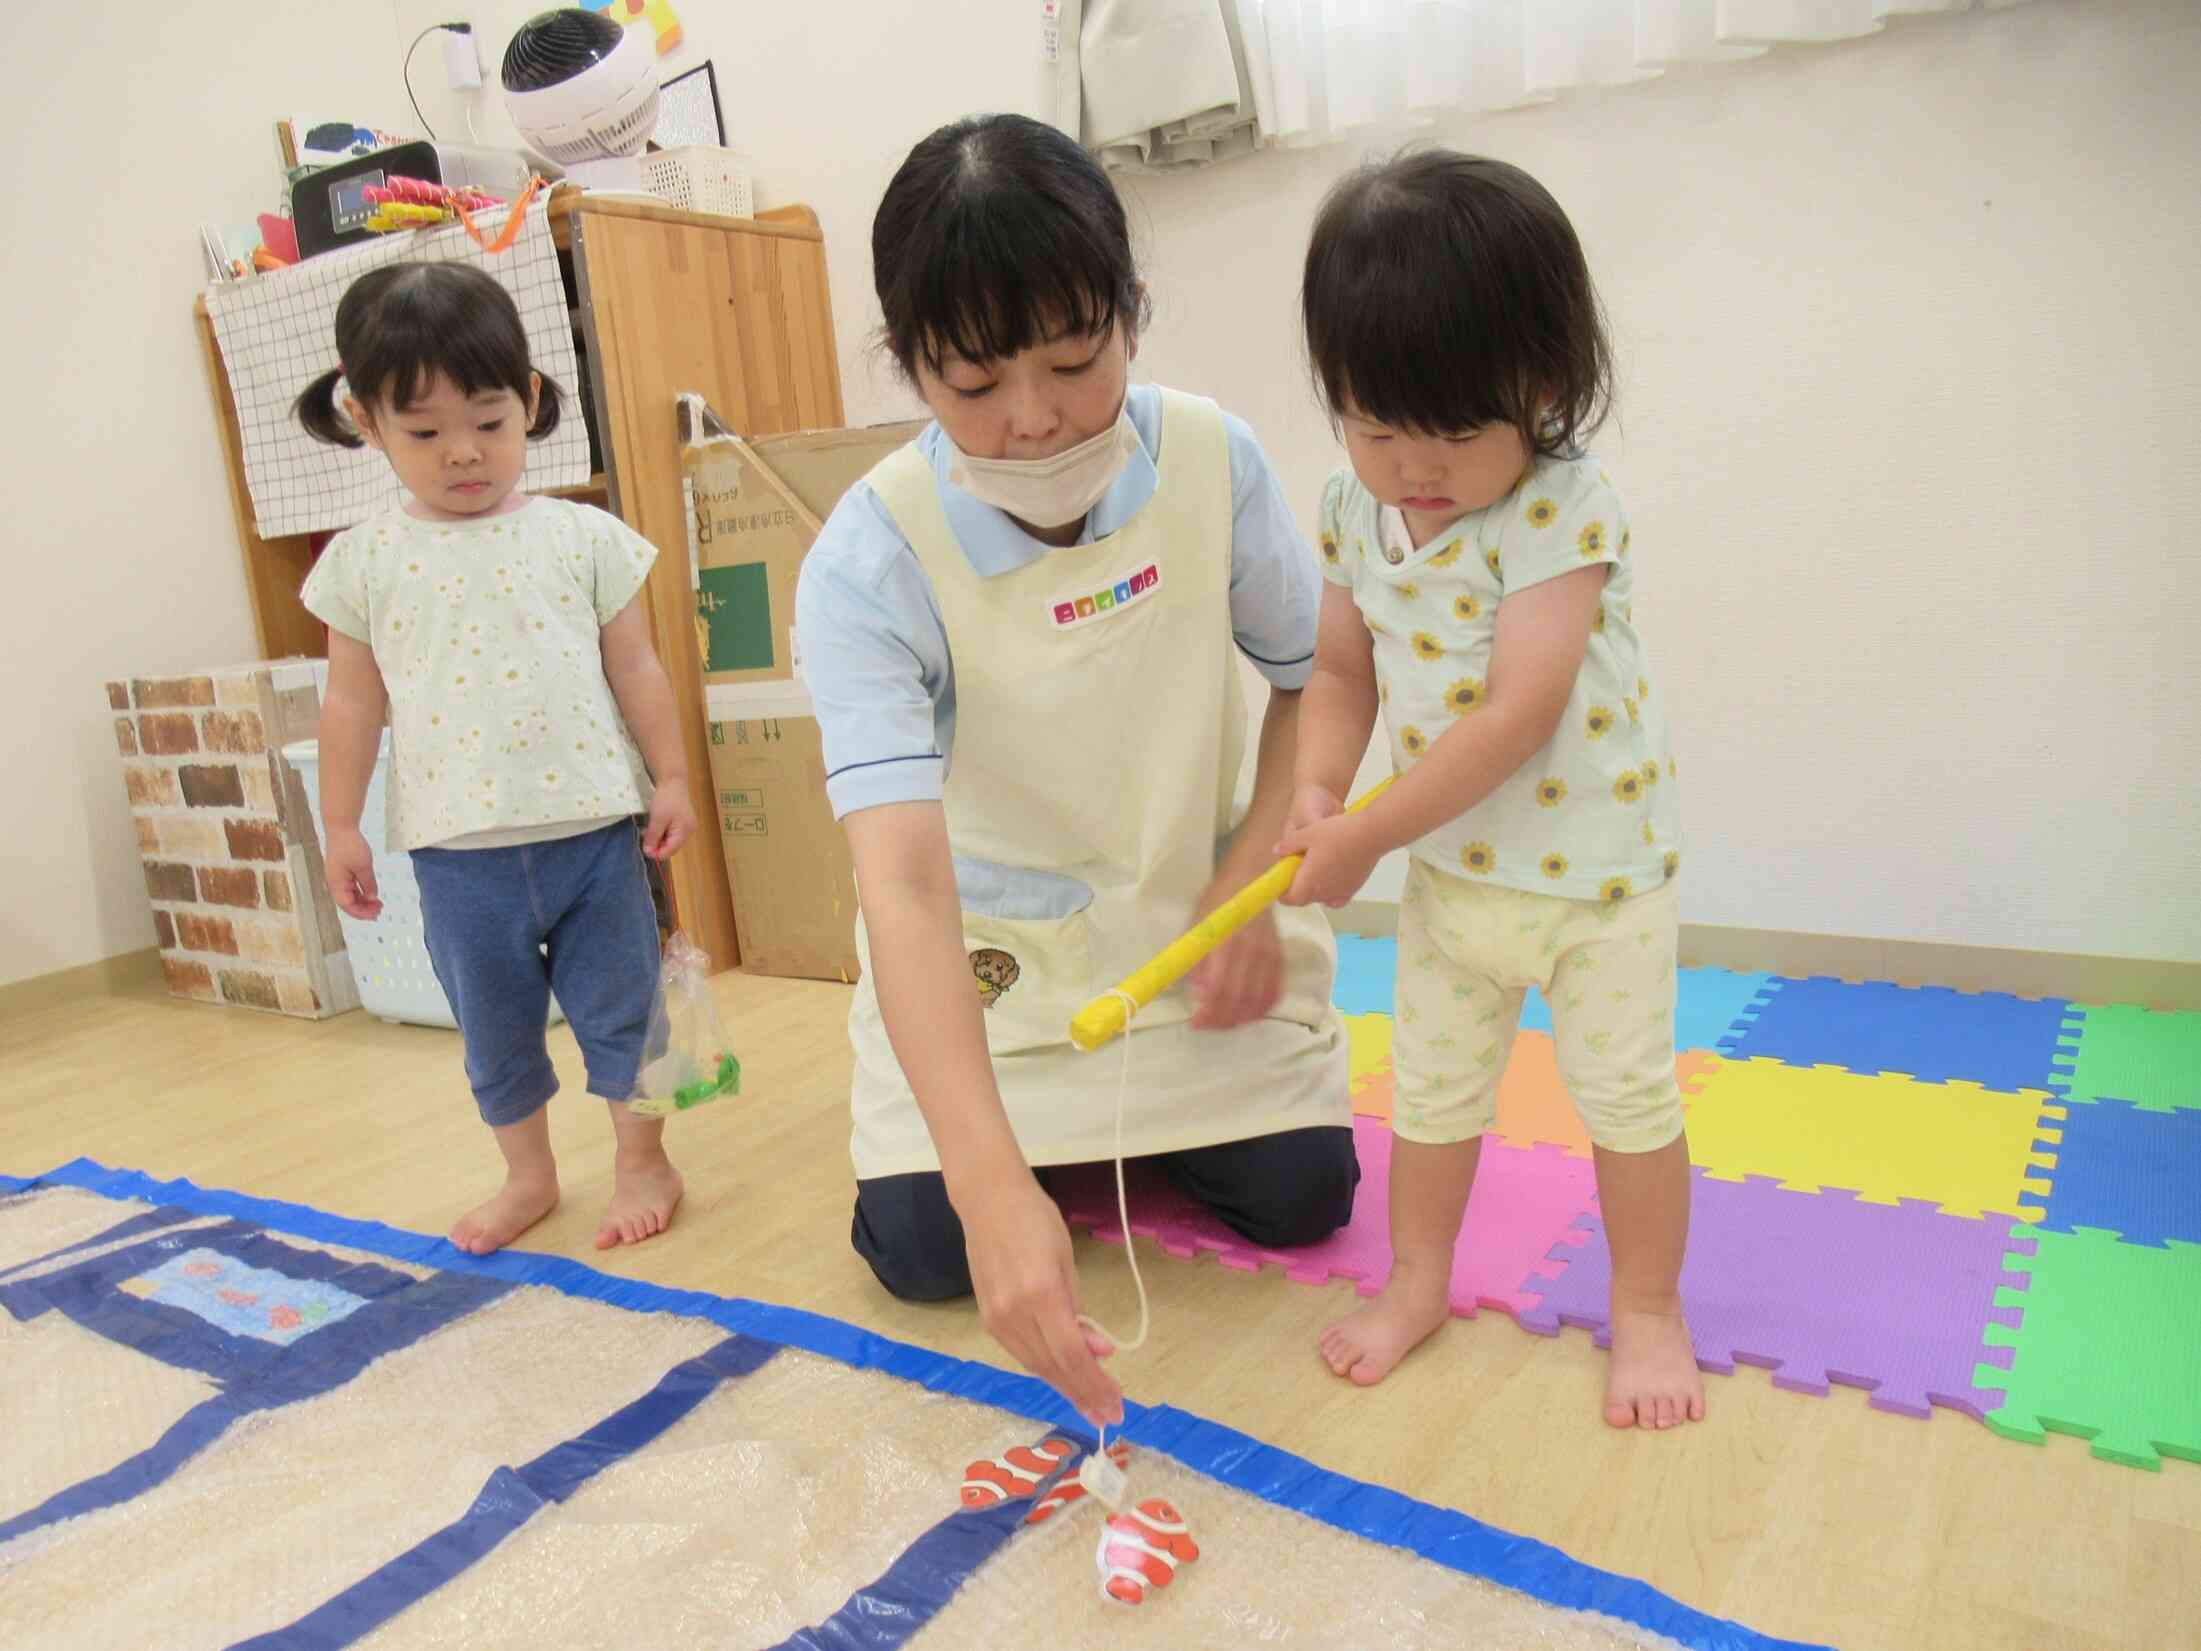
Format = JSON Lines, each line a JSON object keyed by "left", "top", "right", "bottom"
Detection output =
{"left": 1, "top": 1161, "right": 1819, "bottom": 1651}
{"left": 1070, "top": 939, "right": 2201, "bottom": 1473}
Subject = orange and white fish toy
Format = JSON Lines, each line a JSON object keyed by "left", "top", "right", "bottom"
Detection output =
{"left": 1094, "top": 1497, "right": 1200, "bottom": 1604}
{"left": 1026, "top": 1441, "right": 1132, "bottom": 1525}
{"left": 959, "top": 1437, "right": 1077, "bottom": 1508}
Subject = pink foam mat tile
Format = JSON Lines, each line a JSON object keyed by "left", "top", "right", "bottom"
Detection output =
{"left": 1054, "top": 1115, "right": 1600, "bottom": 1320}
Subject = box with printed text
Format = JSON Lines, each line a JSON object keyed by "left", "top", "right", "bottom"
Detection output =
{"left": 683, "top": 409, "right": 925, "bottom": 981}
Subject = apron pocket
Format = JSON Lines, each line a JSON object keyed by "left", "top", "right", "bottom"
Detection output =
{"left": 963, "top": 909, "right": 1094, "bottom": 1058}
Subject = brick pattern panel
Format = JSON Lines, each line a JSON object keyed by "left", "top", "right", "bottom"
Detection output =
{"left": 204, "top": 711, "right": 265, "bottom": 755}
{"left": 123, "top": 765, "right": 180, "bottom": 808}
{"left": 180, "top": 764, "right": 245, "bottom": 809}
{"left": 139, "top": 715, "right": 200, "bottom": 756}
{"left": 224, "top": 818, "right": 286, "bottom": 863}
{"left": 199, "top": 865, "right": 261, "bottom": 909}
{"left": 105, "top": 661, "right": 355, "bottom": 1019}
{"left": 132, "top": 677, "right": 214, "bottom": 709}
{"left": 164, "top": 957, "right": 217, "bottom": 1001}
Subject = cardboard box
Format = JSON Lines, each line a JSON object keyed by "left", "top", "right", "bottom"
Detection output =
{"left": 705, "top": 716, "right": 856, "bottom": 982}
{"left": 682, "top": 407, "right": 927, "bottom": 981}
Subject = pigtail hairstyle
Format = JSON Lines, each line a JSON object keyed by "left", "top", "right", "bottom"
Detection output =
{"left": 294, "top": 367, "right": 360, "bottom": 447}
{"left": 293, "top": 263, "right": 565, "bottom": 445}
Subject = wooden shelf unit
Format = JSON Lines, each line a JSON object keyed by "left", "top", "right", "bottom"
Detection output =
{"left": 194, "top": 187, "right": 847, "bottom": 970}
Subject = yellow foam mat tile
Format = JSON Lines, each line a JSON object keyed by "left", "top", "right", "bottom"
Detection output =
{"left": 1681, "top": 1056, "right": 2062, "bottom": 1219}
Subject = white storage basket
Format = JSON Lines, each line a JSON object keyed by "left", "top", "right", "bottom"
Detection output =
{"left": 640, "top": 146, "right": 755, "bottom": 218}
{"left": 283, "top": 736, "right": 562, "bottom": 1030}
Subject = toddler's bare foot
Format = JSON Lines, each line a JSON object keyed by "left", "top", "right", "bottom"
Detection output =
{"left": 1317, "top": 1262, "right": 1452, "bottom": 1386}
{"left": 597, "top": 1152, "right": 683, "bottom": 1249}
{"left": 450, "top": 1172, "right": 559, "bottom": 1256}
{"left": 1605, "top": 1296, "right": 1705, "bottom": 1429}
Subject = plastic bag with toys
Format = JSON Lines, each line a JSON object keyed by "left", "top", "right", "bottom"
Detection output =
{"left": 630, "top": 932, "right": 741, "bottom": 1118}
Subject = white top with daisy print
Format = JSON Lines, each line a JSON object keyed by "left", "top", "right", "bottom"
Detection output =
{"left": 1319, "top": 454, "right": 1679, "bottom": 903}
{"left": 301, "top": 497, "right": 657, "bottom": 852}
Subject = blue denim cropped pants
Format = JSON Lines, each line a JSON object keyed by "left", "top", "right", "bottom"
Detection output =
{"left": 412, "top": 822, "right": 660, "bottom": 1126}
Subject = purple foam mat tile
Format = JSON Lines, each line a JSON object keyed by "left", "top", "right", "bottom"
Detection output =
{"left": 1056, "top": 1116, "right": 1599, "bottom": 1320}
{"left": 1511, "top": 1172, "right": 2028, "bottom": 1418}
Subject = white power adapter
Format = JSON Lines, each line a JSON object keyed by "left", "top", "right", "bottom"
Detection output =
{"left": 442, "top": 25, "right": 483, "bottom": 92}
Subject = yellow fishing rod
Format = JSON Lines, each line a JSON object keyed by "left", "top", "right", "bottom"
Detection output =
{"left": 1068, "top": 777, "right": 1395, "bottom": 1052}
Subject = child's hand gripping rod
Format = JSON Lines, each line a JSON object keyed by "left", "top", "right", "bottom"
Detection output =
{"left": 1068, "top": 777, "right": 1396, "bottom": 1053}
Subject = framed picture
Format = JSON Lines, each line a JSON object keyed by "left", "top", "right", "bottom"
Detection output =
{"left": 656, "top": 60, "right": 726, "bottom": 150}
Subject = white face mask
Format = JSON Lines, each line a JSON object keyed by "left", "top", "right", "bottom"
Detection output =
{"left": 945, "top": 406, "right": 1142, "bottom": 530}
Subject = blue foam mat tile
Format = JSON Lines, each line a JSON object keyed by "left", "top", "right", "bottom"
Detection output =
{"left": 1338, "top": 936, "right": 1776, "bottom": 1056}
{"left": 1714, "top": 975, "right": 2070, "bottom": 1093}
{"left": 2043, "top": 1008, "right": 2087, "bottom": 1100}
{"left": 2022, "top": 1098, "right": 2201, "bottom": 1248}
{"left": 1333, "top": 934, "right": 1397, "bottom": 1017}
{"left": 1532, "top": 970, "right": 1773, "bottom": 1045}
{"left": 1673, "top": 969, "right": 1780, "bottom": 1052}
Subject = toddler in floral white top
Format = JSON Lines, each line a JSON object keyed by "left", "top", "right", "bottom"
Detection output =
{"left": 1281, "top": 152, "right": 1703, "bottom": 1431}
{"left": 297, "top": 263, "right": 698, "bottom": 1258}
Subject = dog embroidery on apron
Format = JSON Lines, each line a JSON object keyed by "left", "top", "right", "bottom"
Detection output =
{"left": 971, "top": 947, "right": 1022, "bottom": 1009}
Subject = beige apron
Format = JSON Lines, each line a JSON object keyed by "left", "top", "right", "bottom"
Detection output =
{"left": 847, "top": 389, "right": 1349, "bottom": 1177}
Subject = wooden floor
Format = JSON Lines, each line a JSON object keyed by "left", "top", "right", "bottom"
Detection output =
{"left": 3, "top": 973, "right": 2195, "bottom": 1651}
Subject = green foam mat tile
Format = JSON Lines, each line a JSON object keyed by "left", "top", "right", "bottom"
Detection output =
{"left": 2049, "top": 1003, "right": 2201, "bottom": 1113}
{"left": 1973, "top": 1227, "right": 2201, "bottom": 1470}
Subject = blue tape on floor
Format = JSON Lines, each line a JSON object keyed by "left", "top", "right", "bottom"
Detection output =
{"left": 4, "top": 1161, "right": 1105, "bottom": 1436}
{"left": 232, "top": 1334, "right": 778, "bottom": 1651}
{"left": 6, "top": 1162, "right": 1823, "bottom": 1651}
{"left": 0, "top": 1202, "right": 200, "bottom": 1282}
{"left": 1716, "top": 976, "right": 2070, "bottom": 1093}
{"left": 0, "top": 1398, "right": 241, "bottom": 1551}
{"left": 2025, "top": 1098, "right": 2201, "bottom": 1248}
{"left": 769, "top": 1432, "right": 1083, "bottom": 1651}
{"left": 0, "top": 1209, "right": 508, "bottom": 1548}
{"left": 1125, "top": 1405, "right": 1817, "bottom": 1651}
{"left": 1, "top": 1221, "right": 463, "bottom": 1387}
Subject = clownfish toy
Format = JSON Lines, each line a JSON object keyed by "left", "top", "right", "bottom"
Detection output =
{"left": 1094, "top": 1497, "right": 1200, "bottom": 1604}
{"left": 1026, "top": 1441, "right": 1132, "bottom": 1525}
{"left": 959, "top": 1437, "right": 1076, "bottom": 1507}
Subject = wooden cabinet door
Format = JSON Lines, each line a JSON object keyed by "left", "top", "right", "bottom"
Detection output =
{"left": 572, "top": 200, "right": 844, "bottom": 970}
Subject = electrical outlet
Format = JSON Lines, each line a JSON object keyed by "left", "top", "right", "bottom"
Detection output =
{"left": 443, "top": 25, "right": 483, "bottom": 92}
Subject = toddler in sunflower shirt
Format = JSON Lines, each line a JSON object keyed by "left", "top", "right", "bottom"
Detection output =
{"left": 1279, "top": 149, "right": 1701, "bottom": 1430}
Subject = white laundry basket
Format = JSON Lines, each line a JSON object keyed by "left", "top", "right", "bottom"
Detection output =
{"left": 640, "top": 146, "right": 754, "bottom": 218}
{"left": 283, "top": 736, "right": 562, "bottom": 1030}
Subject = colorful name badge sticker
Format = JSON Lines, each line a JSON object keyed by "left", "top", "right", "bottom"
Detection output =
{"left": 1050, "top": 564, "right": 1161, "bottom": 630}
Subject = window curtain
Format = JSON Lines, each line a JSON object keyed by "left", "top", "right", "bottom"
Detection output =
{"left": 1057, "top": 0, "right": 2039, "bottom": 170}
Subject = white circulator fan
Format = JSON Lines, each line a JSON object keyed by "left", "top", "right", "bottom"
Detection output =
{"left": 501, "top": 8, "right": 661, "bottom": 192}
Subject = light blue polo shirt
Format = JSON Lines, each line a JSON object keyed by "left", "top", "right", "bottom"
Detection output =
{"left": 795, "top": 382, "right": 1319, "bottom": 821}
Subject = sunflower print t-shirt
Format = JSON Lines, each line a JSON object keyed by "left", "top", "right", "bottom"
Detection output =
{"left": 301, "top": 497, "right": 658, "bottom": 851}
{"left": 1319, "top": 455, "right": 1679, "bottom": 902}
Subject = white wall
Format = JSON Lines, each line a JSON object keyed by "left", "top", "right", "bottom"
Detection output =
{"left": 18, "top": 0, "right": 2195, "bottom": 984}
{"left": 0, "top": 2, "right": 412, "bottom": 988}
{"left": 395, "top": 0, "right": 1055, "bottom": 430}
{"left": 1122, "top": 0, "right": 2201, "bottom": 960}
{"left": 412, "top": 0, "right": 2197, "bottom": 966}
